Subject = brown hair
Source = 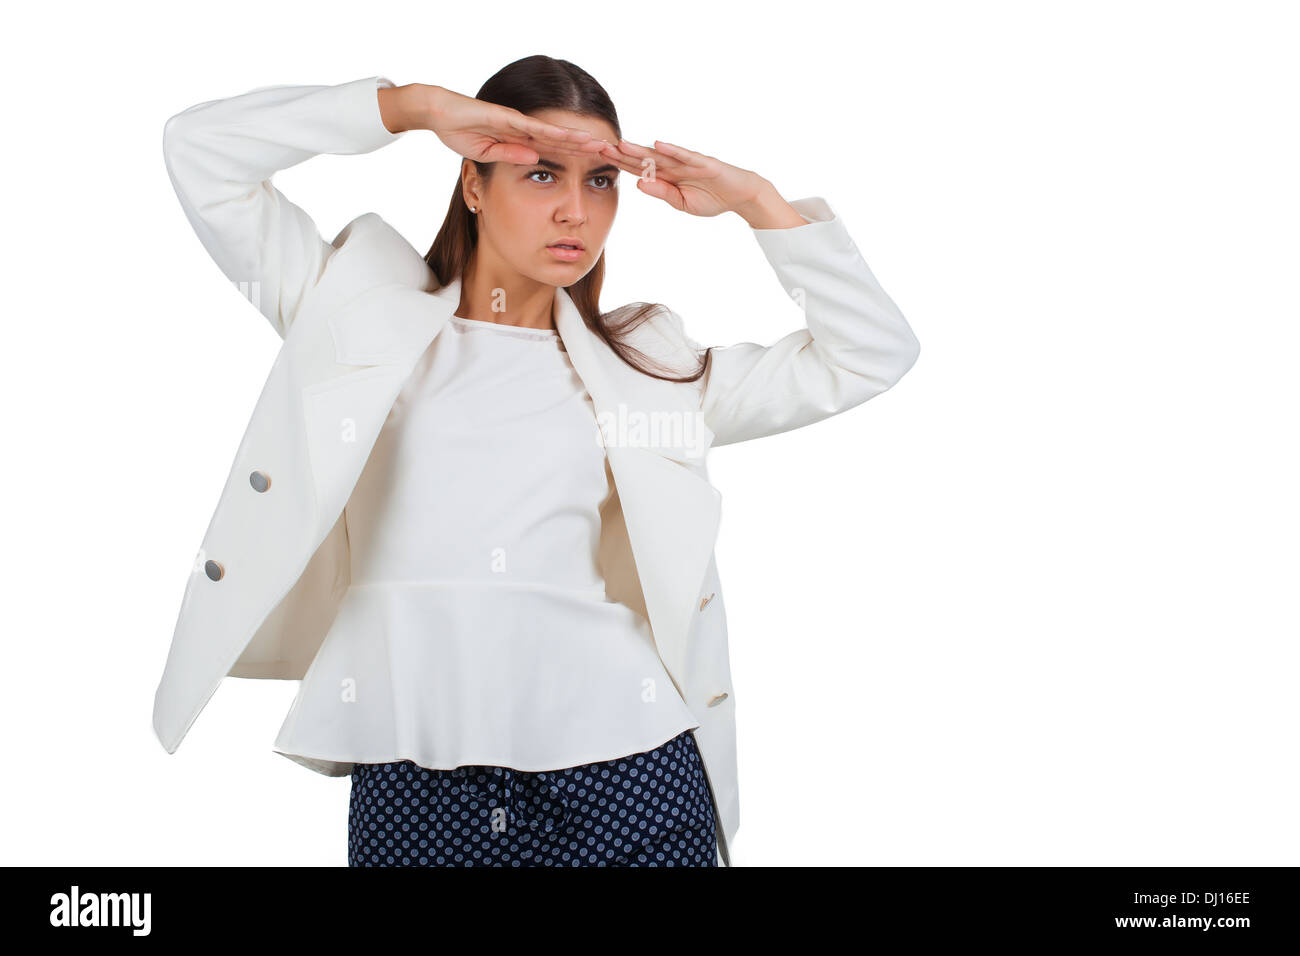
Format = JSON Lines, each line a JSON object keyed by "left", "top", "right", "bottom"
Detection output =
{"left": 423, "top": 54, "right": 708, "bottom": 383}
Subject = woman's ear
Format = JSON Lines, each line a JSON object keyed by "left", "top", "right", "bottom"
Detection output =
{"left": 460, "top": 158, "right": 482, "bottom": 212}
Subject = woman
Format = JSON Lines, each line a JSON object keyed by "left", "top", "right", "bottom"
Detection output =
{"left": 152, "top": 55, "right": 920, "bottom": 867}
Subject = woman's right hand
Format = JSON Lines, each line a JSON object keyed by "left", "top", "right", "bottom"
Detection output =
{"left": 415, "top": 84, "right": 610, "bottom": 164}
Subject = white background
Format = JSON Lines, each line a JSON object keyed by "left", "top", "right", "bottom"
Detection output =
{"left": 3, "top": 0, "right": 1296, "bottom": 866}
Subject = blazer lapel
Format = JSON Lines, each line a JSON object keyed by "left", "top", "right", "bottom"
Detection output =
{"left": 299, "top": 277, "right": 462, "bottom": 550}
{"left": 553, "top": 290, "right": 721, "bottom": 689}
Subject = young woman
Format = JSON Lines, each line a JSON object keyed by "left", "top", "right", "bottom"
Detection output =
{"left": 152, "top": 55, "right": 920, "bottom": 867}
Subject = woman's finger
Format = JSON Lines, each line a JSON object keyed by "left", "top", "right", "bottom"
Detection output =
{"left": 650, "top": 141, "right": 715, "bottom": 177}
{"left": 609, "top": 153, "right": 686, "bottom": 185}
{"left": 500, "top": 111, "right": 609, "bottom": 152}
{"left": 481, "top": 140, "right": 546, "bottom": 165}
{"left": 596, "top": 143, "right": 649, "bottom": 176}
{"left": 636, "top": 174, "right": 685, "bottom": 211}
{"left": 651, "top": 140, "right": 710, "bottom": 165}
{"left": 608, "top": 139, "right": 690, "bottom": 178}
{"left": 615, "top": 138, "right": 686, "bottom": 168}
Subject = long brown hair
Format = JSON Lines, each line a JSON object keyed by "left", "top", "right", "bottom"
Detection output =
{"left": 423, "top": 54, "right": 708, "bottom": 384}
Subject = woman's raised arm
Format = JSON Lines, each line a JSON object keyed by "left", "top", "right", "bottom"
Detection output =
{"left": 162, "top": 76, "right": 410, "bottom": 339}
{"left": 689, "top": 194, "right": 921, "bottom": 446}
{"left": 597, "top": 138, "right": 921, "bottom": 446}
{"left": 163, "top": 76, "right": 613, "bottom": 340}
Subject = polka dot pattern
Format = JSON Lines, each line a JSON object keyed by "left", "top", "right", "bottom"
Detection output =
{"left": 347, "top": 729, "right": 717, "bottom": 866}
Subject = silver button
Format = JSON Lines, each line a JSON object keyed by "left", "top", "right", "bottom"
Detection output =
{"left": 249, "top": 470, "right": 271, "bottom": 492}
{"left": 699, "top": 592, "right": 715, "bottom": 611}
{"left": 707, "top": 692, "right": 728, "bottom": 707}
{"left": 204, "top": 560, "right": 225, "bottom": 581}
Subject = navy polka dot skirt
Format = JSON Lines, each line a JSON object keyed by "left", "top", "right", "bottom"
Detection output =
{"left": 347, "top": 729, "right": 718, "bottom": 866}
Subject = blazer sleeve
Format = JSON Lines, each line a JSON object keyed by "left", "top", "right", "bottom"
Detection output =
{"left": 664, "top": 196, "right": 920, "bottom": 447}
{"left": 161, "top": 75, "right": 407, "bottom": 340}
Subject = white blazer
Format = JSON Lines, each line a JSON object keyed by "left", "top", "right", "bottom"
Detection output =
{"left": 151, "top": 75, "right": 921, "bottom": 867}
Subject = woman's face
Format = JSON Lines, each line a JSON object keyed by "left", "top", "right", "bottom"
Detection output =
{"left": 463, "top": 108, "right": 621, "bottom": 287}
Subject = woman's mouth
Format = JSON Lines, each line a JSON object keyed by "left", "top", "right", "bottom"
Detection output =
{"left": 547, "top": 237, "right": 585, "bottom": 262}
{"left": 547, "top": 243, "right": 584, "bottom": 262}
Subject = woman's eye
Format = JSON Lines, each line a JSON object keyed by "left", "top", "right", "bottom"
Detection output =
{"left": 527, "top": 169, "right": 555, "bottom": 184}
{"left": 591, "top": 174, "right": 615, "bottom": 190}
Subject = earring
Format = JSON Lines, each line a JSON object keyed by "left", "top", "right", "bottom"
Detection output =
{"left": 470, "top": 206, "right": 477, "bottom": 213}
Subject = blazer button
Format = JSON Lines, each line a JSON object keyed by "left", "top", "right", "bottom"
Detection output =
{"left": 249, "top": 470, "right": 271, "bottom": 492}
{"left": 707, "top": 692, "right": 728, "bottom": 707}
{"left": 699, "top": 592, "right": 715, "bottom": 611}
{"left": 204, "top": 560, "right": 225, "bottom": 581}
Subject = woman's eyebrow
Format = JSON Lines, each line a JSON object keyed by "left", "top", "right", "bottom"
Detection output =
{"left": 533, "top": 157, "right": 620, "bottom": 176}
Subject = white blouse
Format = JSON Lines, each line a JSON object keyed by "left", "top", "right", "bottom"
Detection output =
{"left": 272, "top": 314, "right": 700, "bottom": 775}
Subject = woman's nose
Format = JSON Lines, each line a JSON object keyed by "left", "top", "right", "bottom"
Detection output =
{"left": 557, "top": 186, "right": 590, "bottom": 223}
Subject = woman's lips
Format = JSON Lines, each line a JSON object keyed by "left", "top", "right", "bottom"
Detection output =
{"left": 547, "top": 245, "right": 584, "bottom": 261}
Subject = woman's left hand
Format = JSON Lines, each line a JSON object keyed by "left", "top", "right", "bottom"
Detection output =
{"left": 598, "top": 139, "right": 768, "bottom": 218}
